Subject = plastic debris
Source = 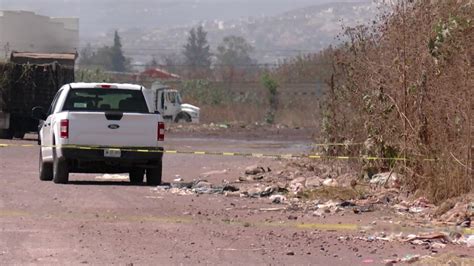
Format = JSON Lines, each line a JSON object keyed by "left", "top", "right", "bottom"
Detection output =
{"left": 467, "top": 235, "right": 474, "bottom": 248}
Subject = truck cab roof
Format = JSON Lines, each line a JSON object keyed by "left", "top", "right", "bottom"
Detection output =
{"left": 68, "top": 83, "right": 144, "bottom": 90}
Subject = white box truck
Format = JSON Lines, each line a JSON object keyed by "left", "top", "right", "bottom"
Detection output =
{"left": 143, "top": 81, "right": 200, "bottom": 123}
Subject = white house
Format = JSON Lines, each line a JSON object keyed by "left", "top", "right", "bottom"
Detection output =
{"left": 0, "top": 10, "right": 79, "bottom": 59}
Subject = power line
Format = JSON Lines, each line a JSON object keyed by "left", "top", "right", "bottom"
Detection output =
{"left": 128, "top": 63, "right": 331, "bottom": 67}
{"left": 79, "top": 45, "right": 323, "bottom": 54}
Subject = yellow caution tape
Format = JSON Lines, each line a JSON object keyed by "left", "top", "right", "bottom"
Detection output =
{"left": 312, "top": 142, "right": 365, "bottom": 147}
{"left": 0, "top": 143, "right": 439, "bottom": 162}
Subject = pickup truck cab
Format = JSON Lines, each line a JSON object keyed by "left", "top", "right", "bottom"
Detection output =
{"left": 32, "top": 83, "right": 165, "bottom": 185}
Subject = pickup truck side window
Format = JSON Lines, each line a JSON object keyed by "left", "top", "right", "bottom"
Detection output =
{"left": 62, "top": 89, "right": 149, "bottom": 113}
{"left": 47, "top": 89, "right": 63, "bottom": 115}
{"left": 160, "top": 92, "right": 165, "bottom": 110}
{"left": 168, "top": 92, "right": 177, "bottom": 104}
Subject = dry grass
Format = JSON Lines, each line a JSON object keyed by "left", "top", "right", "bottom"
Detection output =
{"left": 200, "top": 103, "right": 265, "bottom": 124}
{"left": 276, "top": 100, "right": 322, "bottom": 128}
{"left": 298, "top": 186, "right": 367, "bottom": 201}
{"left": 199, "top": 102, "right": 322, "bottom": 128}
{"left": 417, "top": 253, "right": 474, "bottom": 266}
{"left": 324, "top": 0, "right": 473, "bottom": 203}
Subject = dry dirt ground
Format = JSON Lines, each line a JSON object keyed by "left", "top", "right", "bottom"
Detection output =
{"left": 0, "top": 129, "right": 472, "bottom": 265}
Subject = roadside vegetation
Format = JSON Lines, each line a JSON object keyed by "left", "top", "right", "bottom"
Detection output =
{"left": 323, "top": 0, "right": 473, "bottom": 203}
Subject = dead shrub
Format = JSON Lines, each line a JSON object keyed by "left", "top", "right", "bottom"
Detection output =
{"left": 323, "top": 0, "right": 473, "bottom": 203}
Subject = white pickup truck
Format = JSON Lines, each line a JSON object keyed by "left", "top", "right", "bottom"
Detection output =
{"left": 32, "top": 83, "right": 165, "bottom": 185}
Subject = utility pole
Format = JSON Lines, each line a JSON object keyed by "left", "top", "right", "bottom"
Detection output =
{"left": 401, "top": 1, "right": 408, "bottom": 166}
{"left": 4, "top": 42, "right": 10, "bottom": 59}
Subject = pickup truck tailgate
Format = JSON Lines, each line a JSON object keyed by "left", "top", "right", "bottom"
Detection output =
{"left": 66, "top": 112, "right": 158, "bottom": 147}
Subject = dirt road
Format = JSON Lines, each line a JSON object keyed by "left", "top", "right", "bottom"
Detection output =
{"left": 0, "top": 134, "right": 472, "bottom": 265}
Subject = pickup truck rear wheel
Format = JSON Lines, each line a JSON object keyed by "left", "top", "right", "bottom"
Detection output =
{"left": 53, "top": 147, "right": 69, "bottom": 184}
{"left": 13, "top": 131, "right": 25, "bottom": 139}
{"left": 129, "top": 169, "right": 145, "bottom": 184}
{"left": 0, "top": 129, "right": 13, "bottom": 139}
{"left": 39, "top": 149, "right": 53, "bottom": 181}
{"left": 146, "top": 161, "right": 162, "bottom": 186}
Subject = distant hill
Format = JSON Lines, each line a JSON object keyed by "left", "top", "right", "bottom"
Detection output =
{"left": 1, "top": 0, "right": 376, "bottom": 63}
{"left": 0, "top": 0, "right": 365, "bottom": 37}
{"left": 96, "top": 1, "right": 378, "bottom": 64}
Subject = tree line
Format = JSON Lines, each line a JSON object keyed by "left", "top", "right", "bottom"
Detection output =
{"left": 79, "top": 26, "right": 256, "bottom": 81}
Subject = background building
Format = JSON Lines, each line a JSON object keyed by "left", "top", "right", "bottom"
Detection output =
{"left": 0, "top": 10, "right": 79, "bottom": 60}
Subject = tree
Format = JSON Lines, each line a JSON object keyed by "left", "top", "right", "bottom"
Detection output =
{"left": 261, "top": 73, "right": 279, "bottom": 124}
{"left": 110, "top": 30, "right": 128, "bottom": 72}
{"left": 78, "top": 31, "right": 130, "bottom": 72}
{"left": 163, "top": 53, "right": 183, "bottom": 76}
{"left": 147, "top": 56, "right": 159, "bottom": 68}
{"left": 79, "top": 43, "right": 94, "bottom": 66}
{"left": 216, "top": 35, "right": 256, "bottom": 81}
{"left": 183, "top": 25, "right": 212, "bottom": 78}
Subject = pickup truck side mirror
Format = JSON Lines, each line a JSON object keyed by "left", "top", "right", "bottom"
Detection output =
{"left": 32, "top": 106, "right": 47, "bottom": 121}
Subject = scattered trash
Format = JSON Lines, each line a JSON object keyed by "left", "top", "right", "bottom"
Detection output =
{"left": 405, "top": 232, "right": 452, "bottom": 244}
{"left": 305, "top": 177, "right": 322, "bottom": 188}
{"left": 369, "top": 172, "right": 400, "bottom": 188}
{"left": 173, "top": 175, "right": 184, "bottom": 182}
{"left": 225, "top": 191, "right": 242, "bottom": 198}
{"left": 400, "top": 254, "right": 420, "bottom": 263}
{"left": 408, "top": 207, "right": 426, "bottom": 213}
{"left": 171, "top": 182, "right": 194, "bottom": 189}
{"left": 431, "top": 242, "right": 446, "bottom": 249}
{"left": 467, "top": 235, "right": 474, "bottom": 248}
{"left": 353, "top": 205, "right": 375, "bottom": 214}
{"left": 260, "top": 207, "right": 286, "bottom": 212}
{"left": 194, "top": 180, "right": 212, "bottom": 189}
{"left": 383, "top": 254, "right": 429, "bottom": 265}
{"left": 269, "top": 194, "right": 287, "bottom": 204}
{"left": 149, "top": 160, "right": 472, "bottom": 256}
{"left": 200, "top": 169, "right": 228, "bottom": 177}
{"left": 339, "top": 201, "right": 356, "bottom": 208}
{"left": 154, "top": 185, "right": 171, "bottom": 191}
{"left": 245, "top": 165, "right": 266, "bottom": 175}
{"left": 287, "top": 215, "right": 298, "bottom": 220}
{"left": 154, "top": 180, "right": 240, "bottom": 196}
{"left": 217, "top": 123, "right": 230, "bottom": 129}
{"left": 468, "top": 202, "right": 474, "bottom": 214}
{"left": 312, "top": 209, "right": 325, "bottom": 217}
{"left": 322, "top": 178, "right": 339, "bottom": 187}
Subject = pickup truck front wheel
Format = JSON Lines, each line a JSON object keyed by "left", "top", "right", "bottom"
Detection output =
{"left": 146, "top": 161, "right": 162, "bottom": 186}
{"left": 174, "top": 112, "right": 192, "bottom": 123}
{"left": 53, "top": 148, "right": 69, "bottom": 184}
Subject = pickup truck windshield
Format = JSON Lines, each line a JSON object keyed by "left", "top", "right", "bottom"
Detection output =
{"left": 63, "top": 89, "right": 149, "bottom": 113}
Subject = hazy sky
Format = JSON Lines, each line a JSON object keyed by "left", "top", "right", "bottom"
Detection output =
{"left": 0, "top": 0, "right": 368, "bottom": 37}
{"left": 0, "top": 0, "right": 367, "bottom": 20}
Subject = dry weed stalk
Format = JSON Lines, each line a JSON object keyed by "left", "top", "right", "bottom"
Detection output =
{"left": 324, "top": 0, "right": 473, "bottom": 202}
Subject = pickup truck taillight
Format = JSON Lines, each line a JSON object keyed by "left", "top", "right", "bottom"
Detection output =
{"left": 158, "top": 122, "right": 165, "bottom": 141}
{"left": 60, "top": 119, "right": 69, "bottom": 139}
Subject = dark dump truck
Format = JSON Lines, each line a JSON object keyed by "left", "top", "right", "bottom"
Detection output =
{"left": 0, "top": 52, "right": 75, "bottom": 139}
